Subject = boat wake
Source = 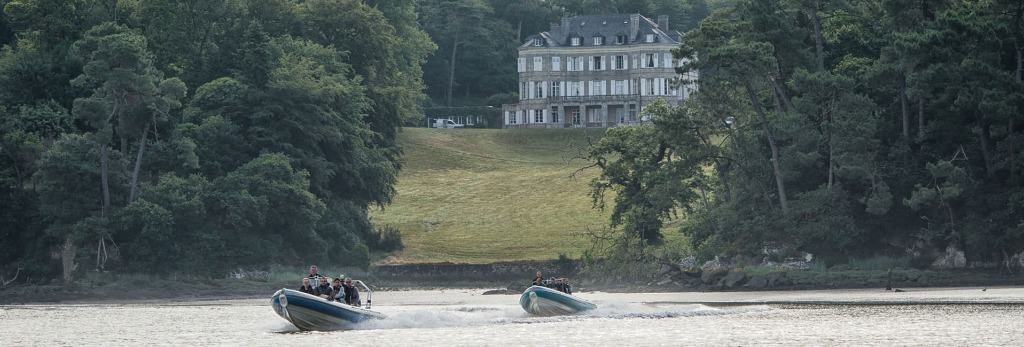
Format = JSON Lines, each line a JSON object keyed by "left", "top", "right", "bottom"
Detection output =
{"left": 339, "top": 302, "right": 769, "bottom": 331}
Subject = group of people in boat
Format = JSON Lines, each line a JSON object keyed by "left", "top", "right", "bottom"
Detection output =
{"left": 532, "top": 271, "right": 573, "bottom": 295}
{"left": 298, "top": 265, "right": 361, "bottom": 306}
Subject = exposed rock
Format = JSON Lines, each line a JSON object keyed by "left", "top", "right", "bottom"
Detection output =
{"left": 718, "top": 270, "right": 747, "bottom": 288}
{"left": 482, "top": 289, "right": 513, "bottom": 295}
{"left": 701, "top": 257, "right": 728, "bottom": 272}
{"left": 766, "top": 271, "right": 791, "bottom": 287}
{"left": 701, "top": 268, "right": 728, "bottom": 285}
{"left": 678, "top": 256, "right": 698, "bottom": 269}
{"left": 1008, "top": 251, "right": 1024, "bottom": 270}
{"left": 744, "top": 275, "right": 769, "bottom": 288}
{"left": 931, "top": 245, "right": 967, "bottom": 269}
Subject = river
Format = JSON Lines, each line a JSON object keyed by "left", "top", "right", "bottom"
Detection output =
{"left": 3, "top": 287, "right": 1023, "bottom": 346}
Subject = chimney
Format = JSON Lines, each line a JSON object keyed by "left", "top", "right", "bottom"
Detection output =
{"left": 629, "top": 14, "right": 640, "bottom": 41}
{"left": 550, "top": 22, "right": 561, "bottom": 39}
{"left": 657, "top": 15, "right": 669, "bottom": 32}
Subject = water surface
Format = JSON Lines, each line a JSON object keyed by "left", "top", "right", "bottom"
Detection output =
{"left": 3, "top": 287, "right": 1022, "bottom": 346}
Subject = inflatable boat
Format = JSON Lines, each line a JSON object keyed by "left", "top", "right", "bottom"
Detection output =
{"left": 519, "top": 285, "right": 597, "bottom": 316}
{"left": 271, "top": 281, "right": 385, "bottom": 331}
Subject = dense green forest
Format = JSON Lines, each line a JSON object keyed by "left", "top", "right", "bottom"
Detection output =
{"left": 589, "top": 0, "right": 1024, "bottom": 271}
{"left": 0, "top": 0, "right": 436, "bottom": 283}
{"left": 0, "top": 0, "right": 715, "bottom": 284}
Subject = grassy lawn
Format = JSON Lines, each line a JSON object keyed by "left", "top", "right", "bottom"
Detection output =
{"left": 370, "top": 127, "right": 612, "bottom": 264}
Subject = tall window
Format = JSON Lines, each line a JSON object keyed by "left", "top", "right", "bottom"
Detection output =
{"left": 535, "top": 82, "right": 544, "bottom": 98}
{"left": 509, "top": 111, "right": 518, "bottom": 124}
{"left": 517, "top": 58, "right": 526, "bottom": 72}
{"left": 567, "top": 57, "right": 584, "bottom": 71}
{"left": 519, "top": 82, "right": 526, "bottom": 99}
{"left": 534, "top": 110, "right": 544, "bottom": 123}
{"left": 571, "top": 108, "right": 581, "bottom": 125}
{"left": 592, "top": 56, "right": 602, "bottom": 70}
{"left": 646, "top": 78, "right": 655, "bottom": 95}
{"left": 570, "top": 36, "right": 581, "bottom": 46}
{"left": 593, "top": 36, "right": 603, "bottom": 45}
{"left": 645, "top": 53, "right": 656, "bottom": 68}
{"left": 591, "top": 80, "right": 605, "bottom": 95}
{"left": 551, "top": 81, "right": 560, "bottom": 97}
{"left": 533, "top": 57, "right": 543, "bottom": 71}
{"left": 612, "top": 80, "right": 626, "bottom": 95}
{"left": 551, "top": 107, "right": 560, "bottom": 123}
{"left": 615, "top": 55, "right": 625, "bottom": 70}
{"left": 552, "top": 57, "right": 561, "bottom": 71}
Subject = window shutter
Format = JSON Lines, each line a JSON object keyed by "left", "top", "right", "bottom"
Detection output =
{"left": 640, "top": 79, "right": 647, "bottom": 96}
{"left": 653, "top": 53, "right": 659, "bottom": 68}
{"left": 528, "top": 81, "right": 535, "bottom": 99}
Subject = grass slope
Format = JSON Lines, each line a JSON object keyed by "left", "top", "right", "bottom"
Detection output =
{"left": 371, "top": 128, "right": 610, "bottom": 264}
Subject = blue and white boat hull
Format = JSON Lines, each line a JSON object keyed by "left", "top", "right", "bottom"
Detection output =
{"left": 519, "top": 285, "right": 597, "bottom": 316}
{"left": 271, "top": 288, "right": 385, "bottom": 331}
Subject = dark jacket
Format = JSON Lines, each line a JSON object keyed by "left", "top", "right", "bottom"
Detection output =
{"left": 532, "top": 276, "right": 544, "bottom": 286}
{"left": 342, "top": 284, "right": 360, "bottom": 306}
{"left": 330, "top": 285, "right": 343, "bottom": 301}
{"left": 314, "top": 283, "right": 334, "bottom": 298}
{"left": 299, "top": 285, "right": 315, "bottom": 295}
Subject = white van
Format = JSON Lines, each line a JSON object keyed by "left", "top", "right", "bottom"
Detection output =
{"left": 433, "top": 119, "right": 465, "bottom": 129}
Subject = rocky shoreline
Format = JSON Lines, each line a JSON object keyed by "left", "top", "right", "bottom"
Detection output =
{"left": 4, "top": 258, "right": 1024, "bottom": 304}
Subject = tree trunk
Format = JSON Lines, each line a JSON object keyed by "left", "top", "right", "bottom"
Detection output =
{"left": 446, "top": 31, "right": 460, "bottom": 107}
{"left": 128, "top": 126, "right": 149, "bottom": 203}
{"left": 1011, "top": 118, "right": 1017, "bottom": 186}
{"left": 827, "top": 110, "right": 834, "bottom": 192}
{"left": 1012, "top": 43, "right": 1022, "bottom": 186}
{"left": 917, "top": 96, "right": 925, "bottom": 140}
{"left": 768, "top": 75, "right": 794, "bottom": 113}
{"left": 980, "top": 121, "right": 995, "bottom": 178}
{"left": 746, "top": 81, "right": 788, "bottom": 214}
{"left": 99, "top": 145, "right": 111, "bottom": 217}
{"left": 61, "top": 236, "right": 76, "bottom": 286}
{"left": 900, "top": 79, "right": 910, "bottom": 139}
{"left": 809, "top": 0, "right": 826, "bottom": 72}
{"left": 516, "top": 20, "right": 522, "bottom": 43}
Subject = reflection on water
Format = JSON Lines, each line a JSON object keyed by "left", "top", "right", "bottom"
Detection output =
{"left": 2, "top": 288, "right": 1024, "bottom": 346}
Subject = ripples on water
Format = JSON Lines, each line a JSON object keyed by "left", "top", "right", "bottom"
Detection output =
{"left": 3, "top": 288, "right": 1024, "bottom": 346}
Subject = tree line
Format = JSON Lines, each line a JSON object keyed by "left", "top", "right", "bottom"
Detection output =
{"left": 588, "top": 0, "right": 1024, "bottom": 269}
{"left": 0, "top": 0, "right": 434, "bottom": 283}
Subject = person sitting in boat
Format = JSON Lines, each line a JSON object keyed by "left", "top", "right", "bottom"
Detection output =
{"left": 314, "top": 277, "right": 334, "bottom": 299}
{"left": 299, "top": 278, "right": 316, "bottom": 295}
{"left": 532, "top": 271, "right": 544, "bottom": 286}
{"left": 554, "top": 278, "right": 573, "bottom": 295}
{"left": 342, "top": 278, "right": 361, "bottom": 306}
{"left": 329, "top": 278, "right": 344, "bottom": 302}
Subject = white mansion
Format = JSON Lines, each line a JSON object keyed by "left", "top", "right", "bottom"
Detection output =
{"left": 502, "top": 14, "right": 696, "bottom": 128}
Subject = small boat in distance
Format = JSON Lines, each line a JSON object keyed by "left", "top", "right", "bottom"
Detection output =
{"left": 271, "top": 280, "right": 385, "bottom": 331}
{"left": 519, "top": 285, "right": 597, "bottom": 316}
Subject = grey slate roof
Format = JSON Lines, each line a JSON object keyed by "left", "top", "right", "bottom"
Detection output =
{"left": 522, "top": 14, "right": 679, "bottom": 48}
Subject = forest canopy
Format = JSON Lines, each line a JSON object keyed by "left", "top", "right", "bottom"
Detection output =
{"left": 586, "top": 0, "right": 1024, "bottom": 270}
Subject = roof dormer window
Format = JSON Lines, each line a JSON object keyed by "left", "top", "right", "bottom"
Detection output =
{"left": 570, "top": 36, "right": 581, "bottom": 46}
{"left": 645, "top": 34, "right": 656, "bottom": 43}
{"left": 533, "top": 37, "right": 544, "bottom": 46}
{"left": 616, "top": 34, "right": 627, "bottom": 44}
{"left": 593, "top": 36, "right": 604, "bottom": 46}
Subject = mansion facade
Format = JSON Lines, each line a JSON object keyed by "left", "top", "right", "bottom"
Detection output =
{"left": 502, "top": 14, "right": 697, "bottom": 128}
